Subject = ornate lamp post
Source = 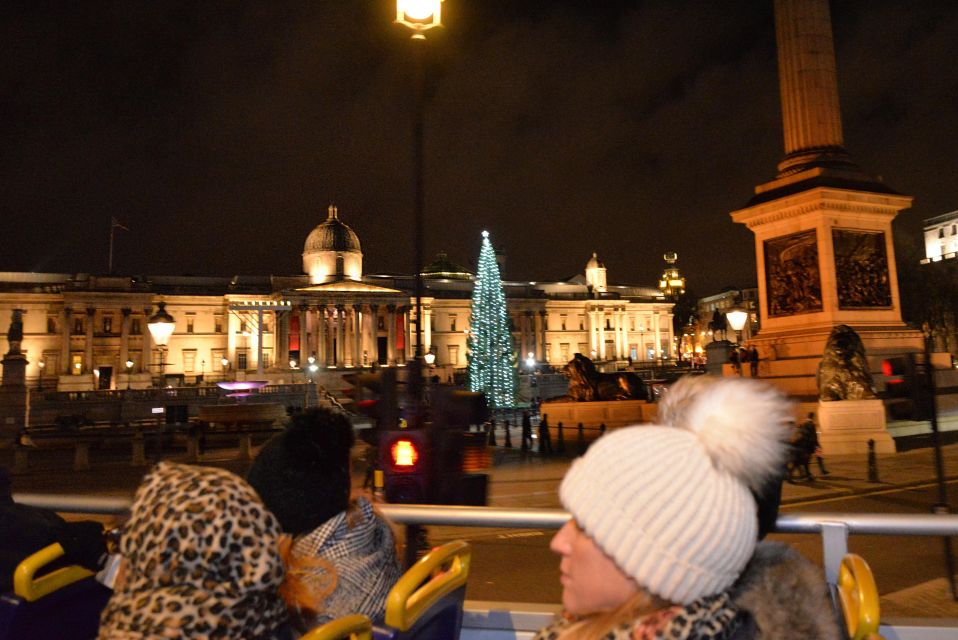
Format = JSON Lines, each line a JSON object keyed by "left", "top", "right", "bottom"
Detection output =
{"left": 221, "top": 357, "right": 230, "bottom": 381}
{"left": 147, "top": 302, "right": 175, "bottom": 386}
{"left": 396, "top": 0, "right": 443, "bottom": 424}
{"left": 37, "top": 359, "right": 45, "bottom": 391}
{"left": 125, "top": 358, "right": 134, "bottom": 390}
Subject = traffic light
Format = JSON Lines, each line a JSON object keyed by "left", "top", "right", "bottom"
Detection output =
{"left": 379, "top": 429, "right": 431, "bottom": 504}
{"left": 882, "top": 355, "right": 933, "bottom": 421}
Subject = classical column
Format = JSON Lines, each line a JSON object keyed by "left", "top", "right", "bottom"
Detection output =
{"left": 540, "top": 311, "right": 549, "bottom": 361}
{"left": 298, "top": 304, "right": 308, "bottom": 361}
{"left": 404, "top": 307, "right": 412, "bottom": 362}
{"left": 227, "top": 308, "right": 239, "bottom": 365}
{"left": 84, "top": 307, "right": 95, "bottom": 373}
{"left": 143, "top": 307, "right": 155, "bottom": 371}
{"left": 597, "top": 309, "right": 606, "bottom": 360}
{"left": 336, "top": 305, "right": 346, "bottom": 367}
{"left": 277, "top": 310, "right": 289, "bottom": 366}
{"left": 423, "top": 305, "right": 432, "bottom": 355}
{"left": 353, "top": 304, "right": 363, "bottom": 367}
{"left": 387, "top": 305, "right": 397, "bottom": 365}
{"left": 774, "top": 0, "right": 849, "bottom": 175}
{"left": 369, "top": 304, "right": 380, "bottom": 365}
{"left": 316, "top": 306, "right": 327, "bottom": 367}
{"left": 119, "top": 307, "right": 131, "bottom": 366}
{"left": 60, "top": 307, "right": 72, "bottom": 374}
{"left": 652, "top": 313, "right": 661, "bottom": 360}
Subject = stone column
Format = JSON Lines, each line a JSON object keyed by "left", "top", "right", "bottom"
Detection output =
{"left": 774, "top": 0, "right": 847, "bottom": 175}
{"left": 539, "top": 311, "right": 548, "bottom": 361}
{"left": 597, "top": 309, "right": 606, "bottom": 360}
{"left": 336, "top": 305, "right": 346, "bottom": 367}
{"left": 387, "top": 305, "right": 397, "bottom": 365}
{"left": 404, "top": 308, "right": 412, "bottom": 362}
{"left": 84, "top": 307, "right": 95, "bottom": 373}
{"left": 119, "top": 308, "right": 131, "bottom": 366}
{"left": 60, "top": 307, "right": 72, "bottom": 374}
{"left": 423, "top": 305, "right": 432, "bottom": 355}
{"left": 143, "top": 307, "right": 155, "bottom": 372}
{"left": 353, "top": 304, "right": 363, "bottom": 367}
{"left": 298, "top": 304, "right": 308, "bottom": 361}
{"left": 369, "top": 304, "right": 380, "bottom": 365}
{"left": 316, "top": 306, "right": 327, "bottom": 367}
{"left": 277, "top": 310, "right": 289, "bottom": 367}
{"left": 653, "top": 313, "right": 661, "bottom": 360}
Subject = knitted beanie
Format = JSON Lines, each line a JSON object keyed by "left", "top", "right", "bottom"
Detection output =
{"left": 559, "top": 377, "right": 791, "bottom": 605}
{"left": 248, "top": 407, "right": 355, "bottom": 535}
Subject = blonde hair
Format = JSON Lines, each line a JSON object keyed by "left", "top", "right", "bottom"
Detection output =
{"left": 556, "top": 589, "right": 674, "bottom": 640}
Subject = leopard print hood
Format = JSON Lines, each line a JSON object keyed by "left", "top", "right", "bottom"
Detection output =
{"left": 98, "top": 462, "right": 289, "bottom": 639}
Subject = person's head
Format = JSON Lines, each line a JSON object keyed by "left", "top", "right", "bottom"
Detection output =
{"left": 247, "top": 407, "right": 355, "bottom": 535}
{"left": 808, "top": 412, "right": 815, "bottom": 419}
{"left": 99, "top": 462, "right": 288, "bottom": 638}
{"left": 553, "top": 377, "right": 790, "bottom": 616}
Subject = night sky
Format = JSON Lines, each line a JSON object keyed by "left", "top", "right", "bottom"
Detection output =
{"left": 2, "top": 1, "right": 956, "bottom": 295}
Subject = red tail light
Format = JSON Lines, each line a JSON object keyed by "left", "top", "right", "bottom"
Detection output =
{"left": 391, "top": 439, "right": 419, "bottom": 467}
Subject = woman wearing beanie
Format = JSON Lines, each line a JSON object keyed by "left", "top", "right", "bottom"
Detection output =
{"left": 534, "top": 377, "right": 841, "bottom": 640}
{"left": 97, "top": 462, "right": 292, "bottom": 640}
{"left": 247, "top": 408, "right": 402, "bottom": 633}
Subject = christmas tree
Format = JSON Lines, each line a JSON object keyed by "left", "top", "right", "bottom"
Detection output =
{"left": 467, "top": 231, "right": 517, "bottom": 408}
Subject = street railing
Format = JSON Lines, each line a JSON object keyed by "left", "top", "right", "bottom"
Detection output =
{"left": 11, "top": 496, "right": 958, "bottom": 638}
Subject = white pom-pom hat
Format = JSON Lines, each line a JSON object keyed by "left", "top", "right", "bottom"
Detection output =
{"left": 559, "top": 377, "right": 791, "bottom": 605}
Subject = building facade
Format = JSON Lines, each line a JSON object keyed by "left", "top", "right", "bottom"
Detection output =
{"left": 0, "top": 206, "right": 674, "bottom": 391}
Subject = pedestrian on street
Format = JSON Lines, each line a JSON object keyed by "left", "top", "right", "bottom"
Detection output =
{"left": 538, "top": 414, "right": 553, "bottom": 454}
{"left": 749, "top": 346, "right": 759, "bottom": 377}
{"left": 804, "top": 413, "right": 829, "bottom": 476}
{"left": 521, "top": 411, "right": 534, "bottom": 451}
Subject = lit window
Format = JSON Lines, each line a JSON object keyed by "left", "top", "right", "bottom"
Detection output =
{"left": 450, "top": 315, "right": 457, "bottom": 332}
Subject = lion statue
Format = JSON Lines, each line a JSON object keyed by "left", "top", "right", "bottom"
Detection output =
{"left": 816, "top": 324, "right": 877, "bottom": 401}
{"left": 561, "top": 353, "right": 648, "bottom": 401}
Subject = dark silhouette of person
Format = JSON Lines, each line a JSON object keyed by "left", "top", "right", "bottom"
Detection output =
{"left": 538, "top": 414, "right": 553, "bottom": 454}
{"left": 520, "top": 411, "right": 533, "bottom": 451}
{"left": 749, "top": 346, "right": 759, "bottom": 377}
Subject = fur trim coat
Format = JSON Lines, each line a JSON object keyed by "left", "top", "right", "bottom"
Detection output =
{"left": 729, "top": 542, "right": 841, "bottom": 640}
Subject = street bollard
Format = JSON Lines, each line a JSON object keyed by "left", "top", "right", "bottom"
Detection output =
{"left": 488, "top": 420, "right": 497, "bottom": 446}
{"left": 503, "top": 420, "right": 512, "bottom": 448}
{"left": 73, "top": 441, "right": 91, "bottom": 471}
{"left": 557, "top": 421, "right": 566, "bottom": 454}
{"left": 186, "top": 435, "right": 200, "bottom": 462}
{"left": 599, "top": 422, "right": 606, "bottom": 436}
{"left": 867, "top": 439, "right": 880, "bottom": 483}
{"left": 577, "top": 423, "right": 585, "bottom": 455}
{"left": 13, "top": 444, "right": 28, "bottom": 474}
{"left": 131, "top": 430, "right": 146, "bottom": 466}
{"left": 238, "top": 434, "right": 253, "bottom": 462}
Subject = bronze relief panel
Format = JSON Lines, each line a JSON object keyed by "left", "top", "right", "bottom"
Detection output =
{"left": 832, "top": 229, "right": 892, "bottom": 309}
{"left": 764, "top": 229, "right": 823, "bottom": 317}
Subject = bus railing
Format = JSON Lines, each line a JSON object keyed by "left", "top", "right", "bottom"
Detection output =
{"left": 11, "top": 495, "right": 958, "bottom": 639}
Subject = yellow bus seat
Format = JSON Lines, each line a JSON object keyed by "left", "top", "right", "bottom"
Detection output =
{"left": 837, "top": 553, "right": 884, "bottom": 640}
{"left": 300, "top": 614, "right": 373, "bottom": 640}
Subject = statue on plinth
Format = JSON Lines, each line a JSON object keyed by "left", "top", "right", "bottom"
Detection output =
{"left": 816, "top": 325, "right": 877, "bottom": 401}
{"left": 5, "top": 309, "right": 23, "bottom": 356}
{"left": 561, "top": 353, "right": 647, "bottom": 401}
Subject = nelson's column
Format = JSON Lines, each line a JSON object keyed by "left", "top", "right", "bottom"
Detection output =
{"left": 730, "top": 0, "right": 924, "bottom": 453}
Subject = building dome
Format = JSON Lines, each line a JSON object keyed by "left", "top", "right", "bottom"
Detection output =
{"left": 422, "top": 252, "right": 473, "bottom": 280}
{"left": 586, "top": 252, "right": 605, "bottom": 270}
{"left": 585, "top": 252, "right": 607, "bottom": 293}
{"left": 304, "top": 205, "right": 361, "bottom": 254}
{"left": 303, "top": 204, "right": 364, "bottom": 283}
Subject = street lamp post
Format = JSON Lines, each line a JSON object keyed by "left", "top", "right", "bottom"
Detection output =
{"left": 147, "top": 302, "right": 175, "bottom": 387}
{"left": 37, "top": 360, "right": 45, "bottom": 391}
{"left": 221, "top": 357, "right": 230, "bottom": 381}
{"left": 396, "top": 0, "right": 443, "bottom": 427}
{"left": 125, "top": 359, "right": 134, "bottom": 390}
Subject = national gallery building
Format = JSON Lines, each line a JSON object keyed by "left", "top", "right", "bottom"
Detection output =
{"left": 0, "top": 206, "right": 674, "bottom": 391}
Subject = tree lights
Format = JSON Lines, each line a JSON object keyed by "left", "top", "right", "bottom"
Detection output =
{"left": 467, "top": 231, "right": 517, "bottom": 408}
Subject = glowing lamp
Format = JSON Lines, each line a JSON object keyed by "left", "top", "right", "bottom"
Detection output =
{"left": 147, "top": 302, "right": 175, "bottom": 346}
{"left": 424, "top": 351, "right": 436, "bottom": 365}
{"left": 726, "top": 308, "right": 749, "bottom": 332}
{"left": 391, "top": 439, "right": 419, "bottom": 467}
{"left": 396, "top": 0, "right": 443, "bottom": 33}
